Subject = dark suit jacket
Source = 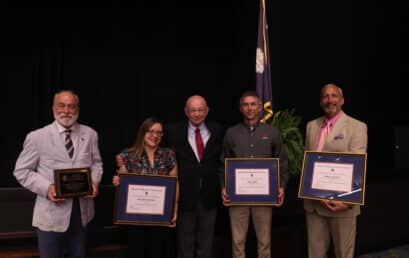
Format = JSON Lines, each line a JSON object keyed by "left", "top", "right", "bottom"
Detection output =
{"left": 165, "top": 120, "right": 224, "bottom": 212}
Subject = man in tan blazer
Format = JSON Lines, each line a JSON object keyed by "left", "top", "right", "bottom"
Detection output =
{"left": 304, "top": 84, "right": 367, "bottom": 258}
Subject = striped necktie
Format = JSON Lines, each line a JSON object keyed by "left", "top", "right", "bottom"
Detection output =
{"left": 64, "top": 129, "right": 74, "bottom": 158}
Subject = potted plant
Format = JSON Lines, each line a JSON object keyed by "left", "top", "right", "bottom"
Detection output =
{"left": 268, "top": 109, "right": 305, "bottom": 177}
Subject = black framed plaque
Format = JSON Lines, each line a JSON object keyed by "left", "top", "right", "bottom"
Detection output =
{"left": 113, "top": 174, "right": 177, "bottom": 227}
{"left": 54, "top": 167, "right": 92, "bottom": 198}
{"left": 298, "top": 151, "right": 367, "bottom": 205}
{"left": 225, "top": 158, "right": 280, "bottom": 205}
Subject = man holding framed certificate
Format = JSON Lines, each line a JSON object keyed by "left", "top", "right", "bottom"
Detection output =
{"left": 221, "top": 91, "right": 289, "bottom": 258}
{"left": 303, "top": 84, "right": 368, "bottom": 258}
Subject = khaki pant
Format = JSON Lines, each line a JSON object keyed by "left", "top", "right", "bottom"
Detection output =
{"left": 306, "top": 211, "right": 356, "bottom": 258}
{"left": 229, "top": 206, "right": 272, "bottom": 258}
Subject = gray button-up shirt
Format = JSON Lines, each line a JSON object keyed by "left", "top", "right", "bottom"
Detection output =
{"left": 222, "top": 122, "right": 289, "bottom": 188}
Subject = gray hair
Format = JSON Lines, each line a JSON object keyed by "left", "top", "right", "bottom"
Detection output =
{"left": 53, "top": 90, "right": 80, "bottom": 106}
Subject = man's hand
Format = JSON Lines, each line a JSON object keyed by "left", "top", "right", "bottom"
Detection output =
{"left": 116, "top": 154, "right": 125, "bottom": 167}
{"left": 277, "top": 187, "right": 285, "bottom": 207}
{"left": 84, "top": 183, "right": 99, "bottom": 198}
{"left": 321, "top": 199, "right": 350, "bottom": 212}
{"left": 170, "top": 207, "right": 178, "bottom": 228}
{"left": 47, "top": 184, "right": 65, "bottom": 203}
{"left": 221, "top": 187, "right": 231, "bottom": 206}
{"left": 116, "top": 155, "right": 128, "bottom": 173}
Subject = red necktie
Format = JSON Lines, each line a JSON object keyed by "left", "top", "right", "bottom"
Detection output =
{"left": 195, "top": 128, "right": 204, "bottom": 160}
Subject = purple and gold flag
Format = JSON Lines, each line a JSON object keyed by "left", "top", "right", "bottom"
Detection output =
{"left": 256, "top": 0, "right": 273, "bottom": 123}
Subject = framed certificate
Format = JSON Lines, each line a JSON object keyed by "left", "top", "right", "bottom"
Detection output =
{"left": 225, "top": 158, "right": 280, "bottom": 205}
{"left": 54, "top": 167, "right": 92, "bottom": 198}
{"left": 113, "top": 174, "right": 177, "bottom": 227}
{"left": 298, "top": 151, "right": 367, "bottom": 205}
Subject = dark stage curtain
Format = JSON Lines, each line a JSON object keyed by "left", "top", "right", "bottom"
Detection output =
{"left": 5, "top": 2, "right": 406, "bottom": 186}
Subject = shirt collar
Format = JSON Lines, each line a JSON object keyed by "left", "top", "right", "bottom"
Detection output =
{"left": 322, "top": 111, "right": 343, "bottom": 128}
{"left": 54, "top": 121, "right": 77, "bottom": 134}
{"left": 188, "top": 121, "right": 206, "bottom": 131}
{"left": 242, "top": 121, "right": 259, "bottom": 131}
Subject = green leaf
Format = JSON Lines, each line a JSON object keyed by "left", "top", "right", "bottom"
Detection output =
{"left": 268, "top": 108, "right": 304, "bottom": 177}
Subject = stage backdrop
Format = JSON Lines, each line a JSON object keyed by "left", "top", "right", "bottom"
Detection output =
{"left": 5, "top": 2, "right": 407, "bottom": 186}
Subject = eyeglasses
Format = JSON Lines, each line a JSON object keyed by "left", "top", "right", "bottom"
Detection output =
{"left": 147, "top": 130, "right": 164, "bottom": 137}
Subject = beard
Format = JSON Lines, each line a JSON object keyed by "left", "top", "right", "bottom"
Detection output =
{"left": 322, "top": 103, "right": 340, "bottom": 115}
{"left": 54, "top": 112, "right": 79, "bottom": 128}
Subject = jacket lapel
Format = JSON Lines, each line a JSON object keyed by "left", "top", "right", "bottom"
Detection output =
{"left": 327, "top": 113, "right": 347, "bottom": 144}
{"left": 50, "top": 122, "right": 71, "bottom": 160}
{"left": 72, "top": 125, "right": 89, "bottom": 160}
{"left": 181, "top": 122, "right": 197, "bottom": 160}
{"left": 202, "top": 123, "right": 216, "bottom": 159}
{"left": 311, "top": 118, "right": 324, "bottom": 149}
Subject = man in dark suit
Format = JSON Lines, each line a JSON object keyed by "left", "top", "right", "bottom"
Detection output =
{"left": 165, "top": 95, "right": 224, "bottom": 258}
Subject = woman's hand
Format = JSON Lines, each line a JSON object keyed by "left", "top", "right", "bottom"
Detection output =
{"left": 112, "top": 175, "right": 120, "bottom": 186}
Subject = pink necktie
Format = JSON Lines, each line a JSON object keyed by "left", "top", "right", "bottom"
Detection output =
{"left": 195, "top": 128, "right": 204, "bottom": 160}
{"left": 316, "top": 121, "right": 331, "bottom": 151}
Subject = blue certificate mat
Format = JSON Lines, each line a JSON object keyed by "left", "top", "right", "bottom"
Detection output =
{"left": 225, "top": 158, "right": 280, "bottom": 205}
{"left": 298, "top": 151, "right": 367, "bottom": 205}
{"left": 114, "top": 174, "right": 177, "bottom": 226}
